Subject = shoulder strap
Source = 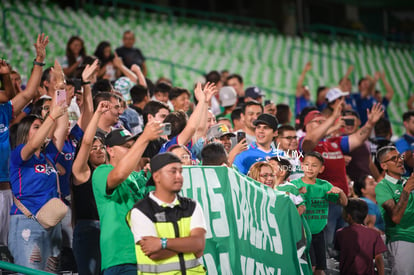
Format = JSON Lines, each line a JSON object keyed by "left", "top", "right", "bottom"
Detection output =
{"left": 13, "top": 196, "right": 34, "bottom": 218}
{"left": 45, "top": 156, "right": 62, "bottom": 198}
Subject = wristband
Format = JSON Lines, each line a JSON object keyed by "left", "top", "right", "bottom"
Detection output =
{"left": 81, "top": 80, "right": 91, "bottom": 85}
{"left": 33, "top": 59, "right": 45, "bottom": 67}
{"left": 161, "top": 238, "right": 167, "bottom": 249}
{"left": 49, "top": 114, "right": 56, "bottom": 122}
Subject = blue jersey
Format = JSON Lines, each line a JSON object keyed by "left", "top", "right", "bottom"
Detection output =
{"left": 47, "top": 124, "right": 83, "bottom": 197}
{"left": 0, "top": 101, "right": 13, "bottom": 182}
{"left": 395, "top": 134, "right": 414, "bottom": 177}
{"left": 10, "top": 143, "right": 59, "bottom": 215}
{"left": 361, "top": 197, "right": 385, "bottom": 232}
{"left": 349, "top": 93, "right": 377, "bottom": 125}
{"left": 233, "top": 142, "right": 284, "bottom": 174}
{"left": 295, "top": 96, "right": 313, "bottom": 117}
{"left": 159, "top": 135, "right": 195, "bottom": 159}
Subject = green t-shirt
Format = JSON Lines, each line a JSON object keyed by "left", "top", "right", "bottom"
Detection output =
{"left": 92, "top": 164, "right": 150, "bottom": 271}
{"left": 291, "top": 178, "right": 338, "bottom": 234}
{"left": 375, "top": 174, "right": 414, "bottom": 243}
{"left": 277, "top": 182, "right": 300, "bottom": 196}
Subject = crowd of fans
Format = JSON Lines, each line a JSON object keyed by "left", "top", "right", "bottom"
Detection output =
{"left": 0, "top": 29, "right": 414, "bottom": 275}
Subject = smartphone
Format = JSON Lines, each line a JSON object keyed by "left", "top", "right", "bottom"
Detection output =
{"left": 56, "top": 89, "right": 67, "bottom": 105}
{"left": 343, "top": 118, "right": 355, "bottom": 126}
{"left": 237, "top": 131, "right": 246, "bottom": 143}
{"left": 161, "top": 122, "right": 171, "bottom": 136}
{"left": 264, "top": 100, "right": 271, "bottom": 106}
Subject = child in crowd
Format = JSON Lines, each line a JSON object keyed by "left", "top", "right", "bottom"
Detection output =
{"left": 291, "top": 152, "right": 348, "bottom": 275}
{"left": 334, "top": 198, "right": 387, "bottom": 275}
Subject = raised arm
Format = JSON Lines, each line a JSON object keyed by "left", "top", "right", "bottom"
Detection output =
{"left": 302, "top": 100, "right": 342, "bottom": 153}
{"left": 77, "top": 59, "right": 98, "bottom": 131}
{"left": 113, "top": 52, "right": 138, "bottom": 83}
{"left": 11, "top": 34, "right": 49, "bottom": 113}
{"left": 339, "top": 65, "right": 354, "bottom": 89}
{"left": 194, "top": 83, "right": 217, "bottom": 140}
{"left": 131, "top": 64, "right": 147, "bottom": 87}
{"left": 379, "top": 71, "right": 394, "bottom": 101}
{"left": 381, "top": 174, "right": 414, "bottom": 224}
{"left": 296, "top": 62, "right": 311, "bottom": 97}
{"left": 20, "top": 101, "right": 66, "bottom": 161}
{"left": 72, "top": 101, "right": 110, "bottom": 185}
{"left": 106, "top": 120, "right": 162, "bottom": 191}
{"left": 0, "top": 60, "right": 16, "bottom": 102}
{"left": 348, "top": 103, "right": 383, "bottom": 152}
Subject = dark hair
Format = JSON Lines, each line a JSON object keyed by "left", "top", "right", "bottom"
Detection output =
{"left": 94, "top": 41, "right": 114, "bottom": 66}
{"left": 163, "top": 111, "right": 188, "bottom": 139}
{"left": 231, "top": 107, "right": 242, "bottom": 123}
{"left": 169, "top": 87, "right": 190, "bottom": 101}
{"left": 241, "top": 101, "right": 263, "bottom": 114}
{"left": 205, "top": 71, "right": 221, "bottom": 84}
{"left": 130, "top": 84, "right": 149, "bottom": 104}
{"left": 269, "top": 157, "right": 292, "bottom": 181}
{"left": 123, "top": 30, "right": 134, "bottom": 37}
{"left": 374, "top": 117, "right": 392, "bottom": 137}
{"left": 303, "top": 151, "right": 324, "bottom": 165}
{"left": 201, "top": 142, "right": 228, "bottom": 166}
{"left": 403, "top": 111, "right": 414, "bottom": 122}
{"left": 93, "top": 92, "right": 120, "bottom": 111}
{"left": 143, "top": 101, "right": 170, "bottom": 124}
{"left": 226, "top": 74, "right": 243, "bottom": 84}
{"left": 31, "top": 98, "right": 52, "bottom": 118}
{"left": 317, "top": 86, "right": 327, "bottom": 96}
{"left": 154, "top": 82, "right": 172, "bottom": 95}
{"left": 13, "top": 115, "right": 43, "bottom": 149}
{"left": 277, "top": 125, "right": 296, "bottom": 137}
{"left": 92, "top": 79, "right": 113, "bottom": 97}
{"left": 66, "top": 36, "right": 86, "bottom": 67}
{"left": 353, "top": 175, "right": 371, "bottom": 197}
{"left": 344, "top": 198, "right": 368, "bottom": 224}
{"left": 276, "top": 104, "right": 291, "bottom": 125}
{"left": 358, "top": 77, "right": 367, "bottom": 87}
{"left": 298, "top": 106, "right": 318, "bottom": 129}
{"left": 40, "top": 67, "right": 53, "bottom": 88}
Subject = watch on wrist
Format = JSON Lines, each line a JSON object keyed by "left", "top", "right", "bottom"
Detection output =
{"left": 33, "top": 59, "right": 45, "bottom": 67}
{"left": 161, "top": 238, "right": 167, "bottom": 249}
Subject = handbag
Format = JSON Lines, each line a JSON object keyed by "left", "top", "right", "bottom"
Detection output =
{"left": 13, "top": 157, "right": 68, "bottom": 229}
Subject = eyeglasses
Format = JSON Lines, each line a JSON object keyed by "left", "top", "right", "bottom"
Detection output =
{"left": 91, "top": 145, "right": 105, "bottom": 151}
{"left": 281, "top": 136, "right": 297, "bottom": 140}
{"left": 382, "top": 154, "right": 404, "bottom": 164}
{"left": 259, "top": 173, "right": 275, "bottom": 178}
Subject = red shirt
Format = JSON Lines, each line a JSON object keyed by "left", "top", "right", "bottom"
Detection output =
{"left": 299, "top": 136, "right": 350, "bottom": 195}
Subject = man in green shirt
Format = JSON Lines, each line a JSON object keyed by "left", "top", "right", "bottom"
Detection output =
{"left": 92, "top": 122, "right": 162, "bottom": 274}
{"left": 291, "top": 152, "right": 348, "bottom": 275}
{"left": 375, "top": 146, "right": 414, "bottom": 274}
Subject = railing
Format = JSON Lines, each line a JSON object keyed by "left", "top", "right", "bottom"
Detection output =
{"left": 288, "top": 46, "right": 356, "bottom": 83}
{"left": 0, "top": 260, "right": 53, "bottom": 275}
{"left": 2, "top": 8, "right": 80, "bottom": 44}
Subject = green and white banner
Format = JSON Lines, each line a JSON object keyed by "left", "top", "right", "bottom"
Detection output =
{"left": 181, "top": 166, "right": 311, "bottom": 275}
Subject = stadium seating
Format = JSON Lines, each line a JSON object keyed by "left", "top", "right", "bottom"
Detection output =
{"left": 1, "top": 0, "right": 411, "bottom": 134}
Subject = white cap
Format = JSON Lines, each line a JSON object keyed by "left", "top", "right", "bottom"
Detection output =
{"left": 325, "top": 88, "right": 349, "bottom": 103}
{"left": 219, "top": 86, "right": 237, "bottom": 107}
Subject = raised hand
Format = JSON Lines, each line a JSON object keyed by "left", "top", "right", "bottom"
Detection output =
{"left": 0, "top": 60, "right": 10, "bottom": 75}
{"left": 51, "top": 59, "right": 65, "bottom": 89}
{"left": 50, "top": 99, "right": 67, "bottom": 120}
{"left": 304, "top": 62, "right": 312, "bottom": 72}
{"left": 112, "top": 52, "right": 123, "bottom": 68}
{"left": 346, "top": 65, "right": 354, "bottom": 74}
{"left": 96, "top": 100, "right": 110, "bottom": 114}
{"left": 34, "top": 33, "right": 49, "bottom": 62}
{"left": 203, "top": 82, "right": 218, "bottom": 102}
{"left": 194, "top": 82, "right": 205, "bottom": 103}
{"left": 141, "top": 120, "right": 163, "bottom": 142}
{"left": 82, "top": 59, "right": 99, "bottom": 83}
{"left": 131, "top": 64, "right": 141, "bottom": 73}
{"left": 367, "top": 102, "right": 384, "bottom": 125}
{"left": 332, "top": 97, "right": 343, "bottom": 119}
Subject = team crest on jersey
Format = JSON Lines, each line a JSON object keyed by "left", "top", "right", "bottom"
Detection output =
{"left": 331, "top": 143, "right": 338, "bottom": 148}
{"left": 395, "top": 190, "right": 401, "bottom": 196}
{"left": 64, "top": 153, "right": 73, "bottom": 161}
{"left": 35, "top": 164, "right": 46, "bottom": 173}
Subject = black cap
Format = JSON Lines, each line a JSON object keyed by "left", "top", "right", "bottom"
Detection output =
{"left": 105, "top": 128, "right": 138, "bottom": 147}
{"left": 245, "top": 86, "right": 264, "bottom": 99}
{"left": 253, "top": 113, "right": 278, "bottom": 131}
{"left": 146, "top": 153, "right": 182, "bottom": 186}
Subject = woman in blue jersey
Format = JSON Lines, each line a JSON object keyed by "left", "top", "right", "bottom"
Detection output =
{"left": 71, "top": 100, "right": 109, "bottom": 275}
{"left": 8, "top": 99, "right": 67, "bottom": 272}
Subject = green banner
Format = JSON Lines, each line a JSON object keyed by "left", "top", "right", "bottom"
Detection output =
{"left": 180, "top": 166, "right": 312, "bottom": 275}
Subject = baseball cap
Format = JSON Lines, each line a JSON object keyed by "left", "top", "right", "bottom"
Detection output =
{"left": 303, "top": 110, "right": 324, "bottom": 127}
{"left": 114, "top": 77, "right": 134, "bottom": 102}
{"left": 245, "top": 86, "right": 264, "bottom": 99}
{"left": 219, "top": 86, "right": 237, "bottom": 107}
{"left": 206, "top": 124, "right": 236, "bottom": 141}
{"left": 146, "top": 153, "right": 182, "bottom": 186}
{"left": 325, "top": 88, "right": 349, "bottom": 103}
{"left": 105, "top": 128, "right": 138, "bottom": 147}
{"left": 253, "top": 113, "right": 278, "bottom": 131}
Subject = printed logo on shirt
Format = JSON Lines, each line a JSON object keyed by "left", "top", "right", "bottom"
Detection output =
{"left": 64, "top": 152, "right": 74, "bottom": 161}
{"left": 395, "top": 190, "right": 401, "bottom": 196}
{"left": 0, "top": 124, "right": 8, "bottom": 133}
{"left": 321, "top": 151, "right": 343, "bottom": 160}
{"left": 35, "top": 164, "right": 46, "bottom": 173}
{"left": 331, "top": 142, "right": 338, "bottom": 149}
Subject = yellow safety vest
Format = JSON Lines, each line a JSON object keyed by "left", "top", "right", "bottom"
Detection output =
{"left": 127, "top": 196, "right": 206, "bottom": 275}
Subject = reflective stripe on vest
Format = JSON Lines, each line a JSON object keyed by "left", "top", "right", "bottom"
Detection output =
{"left": 137, "top": 258, "right": 201, "bottom": 273}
